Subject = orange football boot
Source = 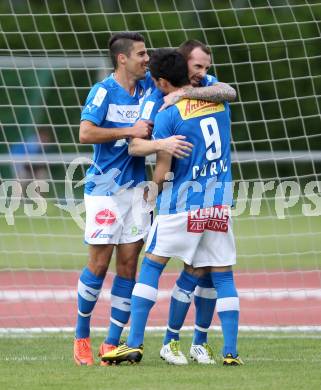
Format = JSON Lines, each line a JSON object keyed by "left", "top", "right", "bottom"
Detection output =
{"left": 98, "top": 343, "right": 117, "bottom": 366}
{"left": 74, "top": 338, "right": 94, "bottom": 366}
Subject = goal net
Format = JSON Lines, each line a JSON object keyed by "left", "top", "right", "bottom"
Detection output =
{"left": 0, "top": 0, "right": 321, "bottom": 332}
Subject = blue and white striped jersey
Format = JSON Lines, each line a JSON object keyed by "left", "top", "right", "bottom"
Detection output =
{"left": 81, "top": 72, "right": 155, "bottom": 196}
{"left": 153, "top": 98, "right": 232, "bottom": 214}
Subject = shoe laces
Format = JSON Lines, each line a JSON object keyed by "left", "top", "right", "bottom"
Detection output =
{"left": 169, "top": 340, "right": 181, "bottom": 356}
{"left": 203, "top": 343, "right": 215, "bottom": 359}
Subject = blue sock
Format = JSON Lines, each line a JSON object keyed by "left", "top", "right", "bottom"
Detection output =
{"left": 105, "top": 275, "right": 135, "bottom": 346}
{"left": 127, "top": 257, "right": 165, "bottom": 347}
{"left": 211, "top": 271, "right": 239, "bottom": 357}
{"left": 75, "top": 267, "right": 104, "bottom": 339}
{"left": 163, "top": 270, "right": 198, "bottom": 345}
{"left": 193, "top": 273, "right": 217, "bottom": 345}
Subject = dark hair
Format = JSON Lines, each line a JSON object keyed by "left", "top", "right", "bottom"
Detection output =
{"left": 149, "top": 49, "right": 189, "bottom": 87}
{"left": 178, "top": 39, "right": 211, "bottom": 60}
{"left": 108, "top": 32, "right": 145, "bottom": 68}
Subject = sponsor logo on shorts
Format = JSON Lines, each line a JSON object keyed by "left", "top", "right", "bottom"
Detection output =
{"left": 95, "top": 209, "right": 116, "bottom": 225}
{"left": 91, "top": 229, "right": 113, "bottom": 239}
{"left": 187, "top": 205, "right": 230, "bottom": 233}
{"left": 91, "top": 229, "right": 103, "bottom": 238}
{"left": 131, "top": 226, "right": 143, "bottom": 236}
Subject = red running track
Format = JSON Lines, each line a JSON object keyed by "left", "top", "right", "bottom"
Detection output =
{"left": 0, "top": 270, "right": 321, "bottom": 328}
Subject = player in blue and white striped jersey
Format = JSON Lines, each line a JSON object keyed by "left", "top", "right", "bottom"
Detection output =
{"left": 73, "top": 32, "right": 155, "bottom": 366}
{"left": 130, "top": 40, "right": 237, "bottom": 365}
{"left": 74, "top": 33, "right": 222, "bottom": 367}
{"left": 102, "top": 49, "right": 242, "bottom": 367}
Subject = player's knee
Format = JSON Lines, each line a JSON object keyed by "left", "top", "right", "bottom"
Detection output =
{"left": 116, "top": 268, "right": 136, "bottom": 280}
{"left": 116, "top": 260, "right": 137, "bottom": 279}
{"left": 184, "top": 264, "right": 207, "bottom": 278}
{"left": 87, "top": 251, "right": 111, "bottom": 277}
{"left": 87, "top": 261, "right": 108, "bottom": 277}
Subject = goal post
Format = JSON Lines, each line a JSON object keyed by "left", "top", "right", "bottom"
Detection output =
{"left": 0, "top": 0, "right": 321, "bottom": 332}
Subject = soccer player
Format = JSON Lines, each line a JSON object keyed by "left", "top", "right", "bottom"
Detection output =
{"left": 129, "top": 40, "right": 237, "bottom": 365}
{"left": 73, "top": 32, "right": 192, "bottom": 366}
{"left": 74, "top": 33, "right": 229, "bottom": 367}
{"left": 159, "top": 39, "right": 236, "bottom": 110}
{"left": 102, "top": 49, "right": 243, "bottom": 366}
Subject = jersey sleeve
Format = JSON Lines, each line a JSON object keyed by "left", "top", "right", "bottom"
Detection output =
{"left": 201, "top": 74, "right": 218, "bottom": 86}
{"left": 152, "top": 110, "right": 173, "bottom": 140}
{"left": 139, "top": 90, "right": 164, "bottom": 122}
{"left": 81, "top": 83, "right": 109, "bottom": 126}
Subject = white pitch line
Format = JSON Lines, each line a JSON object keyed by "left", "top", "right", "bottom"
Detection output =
{"left": 1, "top": 288, "right": 321, "bottom": 302}
{"left": 1, "top": 326, "right": 321, "bottom": 336}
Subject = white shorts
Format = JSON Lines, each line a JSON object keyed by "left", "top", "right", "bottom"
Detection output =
{"left": 84, "top": 189, "right": 152, "bottom": 245}
{"left": 145, "top": 205, "right": 236, "bottom": 268}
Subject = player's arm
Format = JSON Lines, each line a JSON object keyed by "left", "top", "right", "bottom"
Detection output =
{"left": 79, "top": 120, "right": 152, "bottom": 144}
{"left": 79, "top": 83, "right": 153, "bottom": 144}
{"left": 149, "top": 109, "right": 175, "bottom": 194}
{"left": 182, "top": 82, "right": 236, "bottom": 102}
{"left": 159, "top": 82, "right": 236, "bottom": 111}
{"left": 153, "top": 151, "right": 173, "bottom": 194}
{"left": 128, "top": 135, "right": 193, "bottom": 158}
{"left": 128, "top": 90, "right": 193, "bottom": 157}
{"left": 143, "top": 150, "right": 172, "bottom": 204}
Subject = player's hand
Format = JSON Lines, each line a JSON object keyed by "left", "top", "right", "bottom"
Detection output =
{"left": 143, "top": 185, "right": 157, "bottom": 205}
{"left": 131, "top": 120, "right": 153, "bottom": 139}
{"left": 159, "top": 88, "right": 186, "bottom": 111}
{"left": 159, "top": 135, "right": 193, "bottom": 159}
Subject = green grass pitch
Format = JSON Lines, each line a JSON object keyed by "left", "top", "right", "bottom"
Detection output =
{"left": 0, "top": 331, "right": 320, "bottom": 390}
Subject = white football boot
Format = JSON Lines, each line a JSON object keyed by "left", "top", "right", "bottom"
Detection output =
{"left": 190, "top": 343, "right": 216, "bottom": 364}
{"left": 160, "top": 340, "right": 188, "bottom": 365}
